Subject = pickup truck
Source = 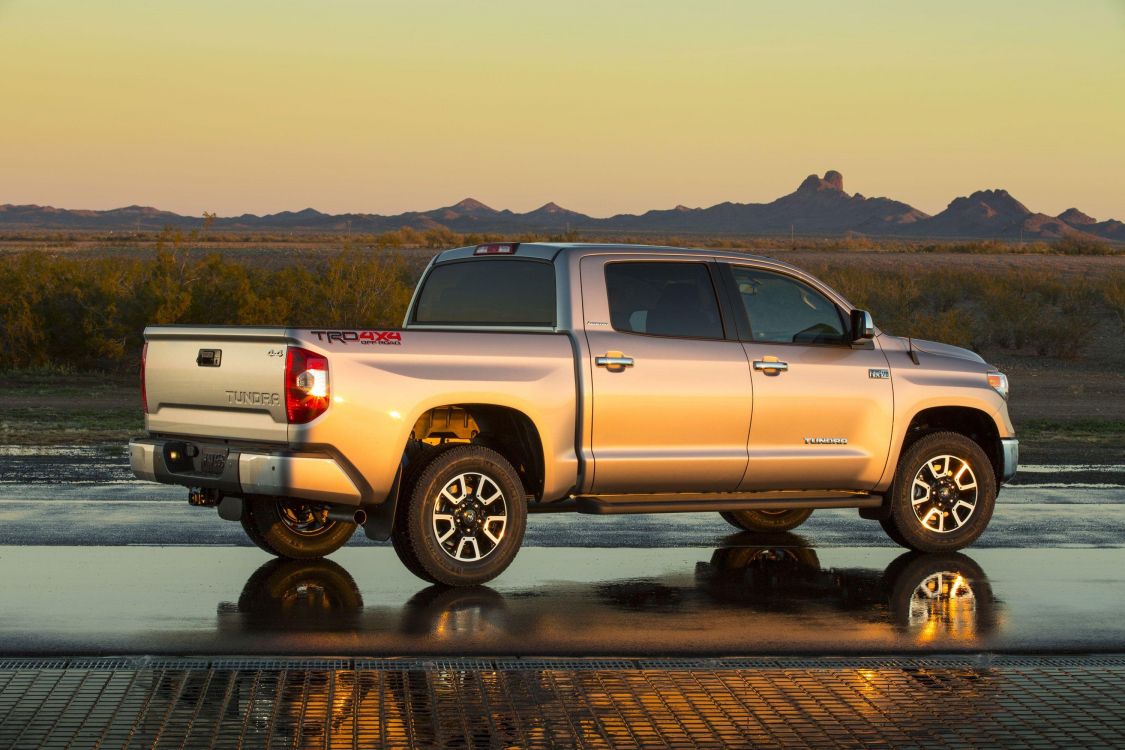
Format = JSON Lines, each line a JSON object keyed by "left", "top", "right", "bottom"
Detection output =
{"left": 131, "top": 243, "right": 1018, "bottom": 586}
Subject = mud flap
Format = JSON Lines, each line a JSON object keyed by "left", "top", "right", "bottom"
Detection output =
{"left": 858, "top": 496, "right": 891, "bottom": 521}
{"left": 361, "top": 463, "right": 405, "bottom": 541}
{"left": 217, "top": 495, "right": 243, "bottom": 522}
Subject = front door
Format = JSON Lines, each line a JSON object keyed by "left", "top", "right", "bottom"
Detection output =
{"left": 580, "top": 257, "right": 752, "bottom": 494}
{"left": 720, "top": 264, "right": 895, "bottom": 491}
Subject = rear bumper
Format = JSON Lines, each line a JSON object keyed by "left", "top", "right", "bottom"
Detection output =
{"left": 129, "top": 438, "right": 362, "bottom": 505}
{"left": 1000, "top": 438, "right": 1019, "bottom": 484}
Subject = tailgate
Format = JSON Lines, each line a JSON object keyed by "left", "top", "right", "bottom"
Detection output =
{"left": 144, "top": 326, "right": 293, "bottom": 443}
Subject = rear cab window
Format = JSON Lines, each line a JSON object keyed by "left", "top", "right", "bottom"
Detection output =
{"left": 412, "top": 259, "right": 556, "bottom": 327}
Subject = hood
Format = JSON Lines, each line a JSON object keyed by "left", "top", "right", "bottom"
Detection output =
{"left": 891, "top": 336, "right": 985, "bottom": 365}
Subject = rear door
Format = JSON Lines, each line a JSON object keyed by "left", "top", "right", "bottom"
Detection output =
{"left": 580, "top": 256, "right": 752, "bottom": 494}
{"left": 718, "top": 264, "right": 894, "bottom": 491}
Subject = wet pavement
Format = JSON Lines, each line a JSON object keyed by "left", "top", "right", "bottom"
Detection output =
{"left": 0, "top": 445, "right": 1122, "bottom": 658}
{"left": 1, "top": 544, "right": 1123, "bottom": 657}
{"left": 2, "top": 447, "right": 1124, "bottom": 747}
{"left": 2, "top": 446, "right": 1125, "bottom": 549}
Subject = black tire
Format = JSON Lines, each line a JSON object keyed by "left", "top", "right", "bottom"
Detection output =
{"left": 239, "top": 500, "right": 280, "bottom": 555}
{"left": 720, "top": 508, "right": 813, "bottom": 533}
{"left": 245, "top": 496, "right": 356, "bottom": 559}
{"left": 886, "top": 432, "right": 997, "bottom": 553}
{"left": 390, "top": 443, "right": 466, "bottom": 585}
{"left": 879, "top": 516, "right": 911, "bottom": 548}
{"left": 399, "top": 445, "right": 527, "bottom": 586}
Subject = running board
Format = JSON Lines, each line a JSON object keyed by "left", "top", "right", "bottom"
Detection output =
{"left": 569, "top": 491, "right": 882, "bottom": 515}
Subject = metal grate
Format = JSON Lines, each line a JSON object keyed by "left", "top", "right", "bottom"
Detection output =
{"left": 1, "top": 656, "right": 1123, "bottom": 748}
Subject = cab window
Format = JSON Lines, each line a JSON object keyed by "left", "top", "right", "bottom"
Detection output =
{"left": 729, "top": 266, "right": 847, "bottom": 344}
{"left": 605, "top": 262, "right": 724, "bottom": 340}
{"left": 413, "top": 259, "right": 556, "bottom": 326}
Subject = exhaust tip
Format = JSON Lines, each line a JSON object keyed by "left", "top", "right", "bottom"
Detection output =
{"left": 325, "top": 506, "right": 366, "bottom": 525}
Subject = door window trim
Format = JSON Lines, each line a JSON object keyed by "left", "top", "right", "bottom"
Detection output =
{"left": 602, "top": 260, "right": 738, "bottom": 342}
{"left": 717, "top": 263, "right": 853, "bottom": 348}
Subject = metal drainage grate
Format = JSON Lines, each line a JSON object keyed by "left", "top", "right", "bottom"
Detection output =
{"left": 0, "top": 656, "right": 1123, "bottom": 748}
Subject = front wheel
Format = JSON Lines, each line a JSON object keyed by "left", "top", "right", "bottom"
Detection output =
{"left": 398, "top": 445, "right": 527, "bottom": 586}
{"left": 720, "top": 508, "right": 813, "bottom": 533}
{"left": 243, "top": 497, "right": 357, "bottom": 559}
{"left": 882, "top": 432, "right": 997, "bottom": 553}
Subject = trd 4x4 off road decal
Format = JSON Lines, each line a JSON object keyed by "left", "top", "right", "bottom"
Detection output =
{"left": 310, "top": 330, "right": 403, "bottom": 345}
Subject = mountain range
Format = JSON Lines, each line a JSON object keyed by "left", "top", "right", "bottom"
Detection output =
{"left": 2, "top": 171, "right": 1121, "bottom": 242}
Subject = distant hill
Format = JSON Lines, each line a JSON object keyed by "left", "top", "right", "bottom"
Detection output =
{"left": 2, "top": 171, "right": 1120, "bottom": 241}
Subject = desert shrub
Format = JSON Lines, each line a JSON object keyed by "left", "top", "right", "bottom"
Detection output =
{"left": 0, "top": 248, "right": 1115, "bottom": 371}
{"left": 1054, "top": 236, "right": 1116, "bottom": 256}
{"left": 1102, "top": 272, "right": 1125, "bottom": 332}
{"left": 0, "top": 248, "right": 419, "bottom": 370}
{"left": 814, "top": 263, "right": 1102, "bottom": 358}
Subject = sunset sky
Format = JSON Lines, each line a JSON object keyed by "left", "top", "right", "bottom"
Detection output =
{"left": 1, "top": 0, "right": 1123, "bottom": 219}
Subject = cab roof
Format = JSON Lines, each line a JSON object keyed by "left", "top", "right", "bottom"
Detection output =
{"left": 434, "top": 242, "right": 790, "bottom": 269}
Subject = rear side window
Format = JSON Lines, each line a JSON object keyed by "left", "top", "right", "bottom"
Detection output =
{"left": 730, "top": 266, "right": 847, "bottom": 344}
{"left": 605, "top": 262, "right": 724, "bottom": 340}
{"left": 414, "top": 260, "right": 556, "bottom": 326}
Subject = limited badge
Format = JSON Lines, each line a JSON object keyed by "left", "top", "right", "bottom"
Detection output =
{"left": 869, "top": 368, "right": 890, "bottom": 379}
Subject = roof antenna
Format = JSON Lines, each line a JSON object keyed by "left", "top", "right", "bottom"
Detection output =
{"left": 907, "top": 337, "right": 920, "bottom": 366}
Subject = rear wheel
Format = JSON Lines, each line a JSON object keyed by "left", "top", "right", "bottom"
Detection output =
{"left": 720, "top": 508, "right": 813, "bottom": 533}
{"left": 398, "top": 445, "right": 527, "bottom": 586}
{"left": 240, "top": 502, "right": 279, "bottom": 554}
{"left": 883, "top": 432, "right": 997, "bottom": 553}
{"left": 245, "top": 497, "right": 357, "bottom": 559}
{"left": 391, "top": 443, "right": 467, "bottom": 585}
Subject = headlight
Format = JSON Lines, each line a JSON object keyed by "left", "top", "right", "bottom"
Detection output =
{"left": 987, "top": 371, "right": 1009, "bottom": 401}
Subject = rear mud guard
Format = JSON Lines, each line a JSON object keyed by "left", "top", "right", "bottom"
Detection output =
{"left": 362, "top": 463, "right": 405, "bottom": 541}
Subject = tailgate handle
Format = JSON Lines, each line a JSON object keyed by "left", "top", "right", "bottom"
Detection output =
{"left": 196, "top": 349, "right": 222, "bottom": 367}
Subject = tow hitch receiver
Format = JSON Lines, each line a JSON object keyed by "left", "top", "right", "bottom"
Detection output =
{"left": 188, "top": 487, "right": 222, "bottom": 507}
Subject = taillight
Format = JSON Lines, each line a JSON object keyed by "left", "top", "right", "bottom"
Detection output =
{"left": 140, "top": 342, "right": 149, "bottom": 414}
{"left": 285, "top": 347, "right": 330, "bottom": 424}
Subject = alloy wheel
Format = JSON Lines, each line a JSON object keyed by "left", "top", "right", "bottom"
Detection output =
{"left": 431, "top": 472, "right": 508, "bottom": 562}
{"left": 910, "top": 455, "right": 978, "bottom": 533}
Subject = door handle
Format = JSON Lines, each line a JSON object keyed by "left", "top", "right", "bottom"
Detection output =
{"left": 595, "top": 354, "right": 634, "bottom": 368}
{"left": 753, "top": 359, "right": 788, "bottom": 372}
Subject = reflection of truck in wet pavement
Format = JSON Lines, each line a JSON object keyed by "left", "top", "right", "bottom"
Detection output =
{"left": 219, "top": 545, "right": 999, "bottom": 650}
{"left": 138, "top": 546, "right": 999, "bottom": 748}
{"left": 131, "top": 243, "right": 1018, "bottom": 585}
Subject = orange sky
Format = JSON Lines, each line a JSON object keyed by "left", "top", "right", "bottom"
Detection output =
{"left": 1, "top": 0, "right": 1123, "bottom": 219}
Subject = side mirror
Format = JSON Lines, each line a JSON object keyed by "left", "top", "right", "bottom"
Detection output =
{"left": 850, "top": 309, "right": 875, "bottom": 341}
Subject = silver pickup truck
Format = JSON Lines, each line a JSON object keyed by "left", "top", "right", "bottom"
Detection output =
{"left": 131, "top": 243, "right": 1017, "bottom": 585}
